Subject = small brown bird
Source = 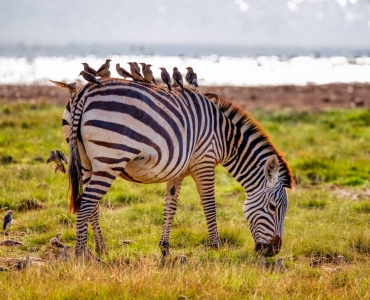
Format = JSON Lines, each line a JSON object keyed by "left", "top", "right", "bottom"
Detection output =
{"left": 95, "top": 59, "right": 112, "bottom": 76}
{"left": 48, "top": 80, "right": 77, "bottom": 96}
{"left": 185, "top": 67, "right": 199, "bottom": 90}
{"left": 204, "top": 92, "right": 219, "bottom": 100}
{"left": 139, "top": 63, "right": 147, "bottom": 74}
{"left": 79, "top": 71, "right": 104, "bottom": 86}
{"left": 0, "top": 239, "right": 23, "bottom": 248}
{"left": 81, "top": 63, "right": 97, "bottom": 75}
{"left": 159, "top": 67, "right": 172, "bottom": 92}
{"left": 98, "top": 70, "right": 111, "bottom": 78}
{"left": 49, "top": 233, "right": 65, "bottom": 250}
{"left": 14, "top": 253, "right": 32, "bottom": 270}
{"left": 46, "top": 150, "right": 68, "bottom": 174}
{"left": 143, "top": 64, "right": 157, "bottom": 85}
{"left": 133, "top": 62, "right": 141, "bottom": 75}
{"left": 3, "top": 210, "right": 13, "bottom": 231}
{"left": 116, "top": 63, "right": 133, "bottom": 79}
{"left": 173, "top": 67, "right": 184, "bottom": 92}
{"left": 128, "top": 62, "right": 145, "bottom": 81}
{"left": 273, "top": 258, "right": 285, "bottom": 272}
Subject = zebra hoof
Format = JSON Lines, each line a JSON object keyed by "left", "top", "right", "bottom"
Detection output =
{"left": 159, "top": 241, "right": 170, "bottom": 257}
{"left": 173, "top": 255, "right": 188, "bottom": 266}
{"left": 95, "top": 245, "right": 107, "bottom": 256}
{"left": 74, "top": 248, "right": 104, "bottom": 264}
{"left": 161, "top": 248, "right": 171, "bottom": 257}
{"left": 210, "top": 241, "right": 221, "bottom": 249}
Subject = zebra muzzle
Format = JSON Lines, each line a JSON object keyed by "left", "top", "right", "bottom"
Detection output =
{"left": 254, "top": 236, "right": 282, "bottom": 257}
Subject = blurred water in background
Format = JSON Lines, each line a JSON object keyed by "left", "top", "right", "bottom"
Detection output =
{"left": 0, "top": 54, "right": 369, "bottom": 86}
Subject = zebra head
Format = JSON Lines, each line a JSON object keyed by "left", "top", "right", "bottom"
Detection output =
{"left": 243, "top": 154, "right": 288, "bottom": 257}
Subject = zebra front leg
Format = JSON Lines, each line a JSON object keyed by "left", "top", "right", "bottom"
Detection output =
{"left": 159, "top": 177, "right": 184, "bottom": 257}
{"left": 75, "top": 173, "right": 117, "bottom": 257}
{"left": 89, "top": 203, "right": 107, "bottom": 255}
{"left": 192, "top": 168, "right": 221, "bottom": 249}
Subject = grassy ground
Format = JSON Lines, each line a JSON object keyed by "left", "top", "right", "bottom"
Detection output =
{"left": 0, "top": 101, "right": 369, "bottom": 299}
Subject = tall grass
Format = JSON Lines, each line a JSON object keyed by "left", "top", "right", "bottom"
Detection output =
{"left": 0, "top": 102, "right": 370, "bottom": 299}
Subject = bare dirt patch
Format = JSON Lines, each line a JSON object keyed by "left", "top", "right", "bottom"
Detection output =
{"left": 0, "top": 83, "right": 369, "bottom": 111}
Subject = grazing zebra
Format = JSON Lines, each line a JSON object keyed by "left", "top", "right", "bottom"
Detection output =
{"left": 62, "top": 77, "right": 293, "bottom": 258}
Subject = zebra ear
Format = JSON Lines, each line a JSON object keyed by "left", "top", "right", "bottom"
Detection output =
{"left": 264, "top": 155, "right": 279, "bottom": 188}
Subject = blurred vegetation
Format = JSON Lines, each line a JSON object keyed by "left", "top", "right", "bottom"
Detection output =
{"left": 0, "top": 102, "right": 369, "bottom": 299}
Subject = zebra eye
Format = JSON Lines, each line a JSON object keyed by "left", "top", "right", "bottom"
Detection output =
{"left": 269, "top": 203, "right": 276, "bottom": 213}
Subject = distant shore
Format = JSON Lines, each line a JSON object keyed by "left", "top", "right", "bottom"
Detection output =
{"left": 0, "top": 83, "right": 369, "bottom": 111}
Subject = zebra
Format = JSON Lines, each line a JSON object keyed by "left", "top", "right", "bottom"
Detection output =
{"left": 62, "top": 77, "right": 294, "bottom": 258}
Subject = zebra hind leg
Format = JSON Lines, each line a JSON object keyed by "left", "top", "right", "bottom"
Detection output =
{"left": 89, "top": 203, "right": 107, "bottom": 255}
{"left": 74, "top": 172, "right": 119, "bottom": 258}
{"left": 159, "top": 177, "right": 184, "bottom": 257}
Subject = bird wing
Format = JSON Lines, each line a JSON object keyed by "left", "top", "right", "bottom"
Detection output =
{"left": 48, "top": 79, "right": 69, "bottom": 90}
{"left": 96, "top": 64, "right": 106, "bottom": 74}
{"left": 87, "top": 66, "right": 97, "bottom": 74}
{"left": 56, "top": 150, "right": 68, "bottom": 164}
{"left": 121, "top": 67, "right": 133, "bottom": 78}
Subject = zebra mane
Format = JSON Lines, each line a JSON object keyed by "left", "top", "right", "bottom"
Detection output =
{"left": 214, "top": 97, "right": 294, "bottom": 189}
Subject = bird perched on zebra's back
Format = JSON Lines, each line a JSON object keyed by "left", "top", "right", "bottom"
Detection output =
{"left": 116, "top": 63, "right": 133, "bottom": 80}
{"left": 143, "top": 64, "right": 157, "bottom": 85}
{"left": 46, "top": 150, "right": 68, "bottom": 174}
{"left": 79, "top": 71, "right": 104, "bottom": 87}
{"left": 185, "top": 67, "right": 199, "bottom": 90}
{"left": 172, "top": 67, "right": 184, "bottom": 92}
{"left": 48, "top": 80, "right": 76, "bottom": 97}
{"left": 139, "top": 63, "right": 146, "bottom": 75}
{"left": 133, "top": 62, "right": 141, "bottom": 75}
{"left": 128, "top": 62, "right": 145, "bottom": 81}
{"left": 81, "top": 63, "right": 97, "bottom": 75}
{"left": 159, "top": 67, "right": 172, "bottom": 92}
{"left": 3, "top": 210, "right": 13, "bottom": 231}
{"left": 98, "top": 70, "right": 111, "bottom": 78}
{"left": 0, "top": 239, "right": 23, "bottom": 248}
{"left": 95, "top": 59, "right": 112, "bottom": 77}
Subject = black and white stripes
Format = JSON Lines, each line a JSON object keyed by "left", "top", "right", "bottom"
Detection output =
{"left": 62, "top": 78, "right": 293, "bottom": 257}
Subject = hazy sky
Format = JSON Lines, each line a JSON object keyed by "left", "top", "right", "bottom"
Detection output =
{"left": 1, "top": 0, "right": 370, "bottom": 49}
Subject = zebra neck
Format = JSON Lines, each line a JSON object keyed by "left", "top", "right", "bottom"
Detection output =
{"left": 222, "top": 127, "right": 275, "bottom": 194}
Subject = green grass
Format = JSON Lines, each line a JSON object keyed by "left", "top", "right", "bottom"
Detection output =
{"left": 0, "top": 101, "right": 370, "bottom": 299}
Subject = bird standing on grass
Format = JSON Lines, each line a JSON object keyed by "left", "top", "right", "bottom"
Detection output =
{"left": 79, "top": 71, "right": 104, "bottom": 86}
{"left": 46, "top": 150, "right": 68, "bottom": 174}
{"left": 95, "top": 59, "right": 112, "bottom": 77}
{"left": 49, "top": 233, "right": 65, "bottom": 250}
{"left": 116, "top": 64, "right": 133, "bottom": 79}
{"left": 185, "top": 67, "right": 199, "bottom": 90}
{"left": 173, "top": 67, "right": 184, "bottom": 92}
{"left": 128, "top": 62, "right": 145, "bottom": 81}
{"left": 143, "top": 64, "right": 157, "bottom": 85}
{"left": 3, "top": 210, "right": 13, "bottom": 231}
{"left": 81, "top": 63, "right": 97, "bottom": 75}
{"left": 0, "top": 239, "right": 23, "bottom": 248}
{"left": 159, "top": 67, "right": 172, "bottom": 92}
{"left": 48, "top": 80, "right": 77, "bottom": 97}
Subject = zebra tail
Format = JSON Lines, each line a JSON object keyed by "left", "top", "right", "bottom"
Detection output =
{"left": 68, "top": 97, "right": 84, "bottom": 214}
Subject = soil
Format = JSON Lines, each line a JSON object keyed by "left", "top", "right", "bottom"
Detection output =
{"left": 0, "top": 83, "right": 369, "bottom": 111}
